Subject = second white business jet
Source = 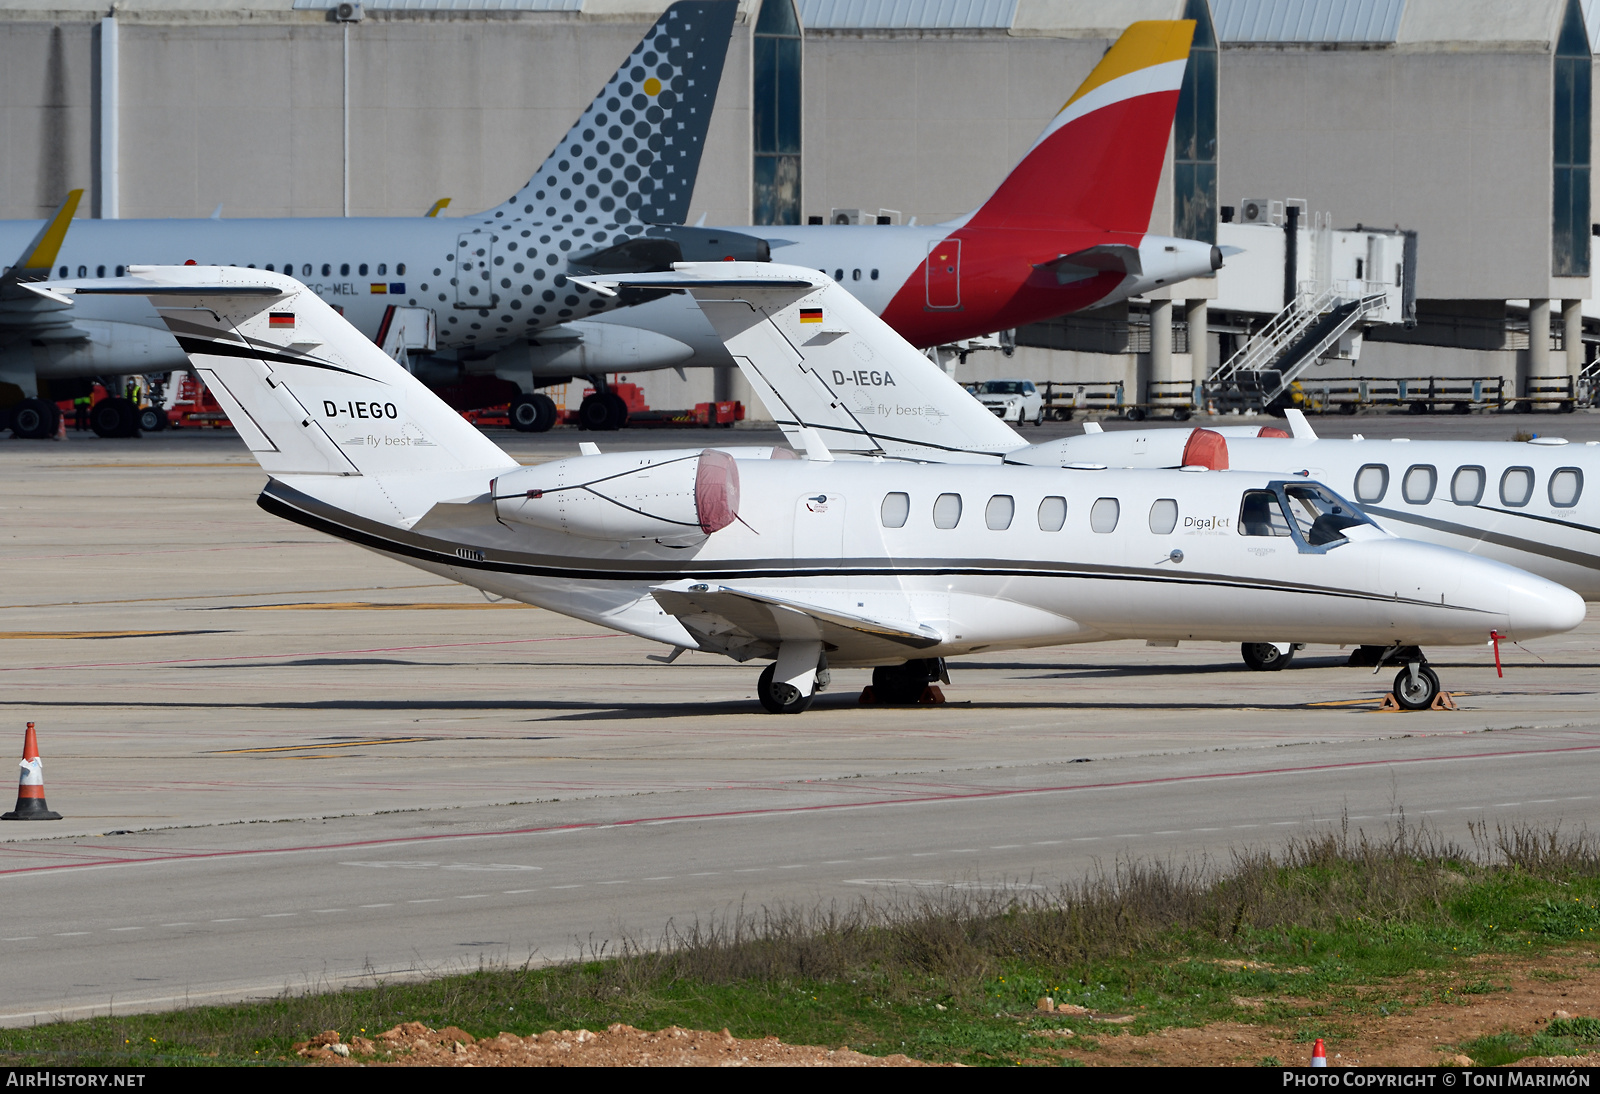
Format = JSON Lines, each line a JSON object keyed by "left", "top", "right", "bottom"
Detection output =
{"left": 49, "top": 263, "right": 1583, "bottom": 712}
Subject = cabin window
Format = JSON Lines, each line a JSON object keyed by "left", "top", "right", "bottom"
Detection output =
{"left": 1354, "top": 463, "right": 1389, "bottom": 503}
{"left": 985, "top": 495, "right": 1014, "bottom": 530}
{"left": 359, "top": 263, "right": 369, "bottom": 276}
{"left": 316, "top": 263, "right": 327, "bottom": 277}
{"left": 1451, "top": 466, "right": 1486, "bottom": 505}
{"left": 1090, "top": 498, "right": 1120, "bottom": 533}
{"left": 1500, "top": 467, "right": 1535, "bottom": 507}
{"left": 1148, "top": 498, "right": 1179, "bottom": 534}
{"left": 870, "top": 269, "right": 879, "bottom": 280}
{"left": 1037, "top": 496, "right": 1067, "bottom": 531}
{"left": 115, "top": 265, "right": 124, "bottom": 276}
{"left": 834, "top": 269, "right": 844, "bottom": 281}
{"left": 397, "top": 263, "right": 406, "bottom": 275}
{"left": 852, "top": 269, "right": 861, "bottom": 281}
{"left": 1239, "top": 490, "right": 1294, "bottom": 536}
{"left": 76, "top": 265, "right": 86, "bottom": 277}
{"left": 340, "top": 263, "right": 350, "bottom": 276}
{"left": 1550, "top": 467, "right": 1584, "bottom": 507}
{"left": 880, "top": 492, "right": 909, "bottom": 529}
{"left": 58, "top": 266, "right": 67, "bottom": 277}
{"left": 1402, "top": 465, "right": 1437, "bottom": 505}
{"left": 932, "top": 493, "right": 962, "bottom": 529}
{"left": 95, "top": 265, "right": 105, "bottom": 277}
{"left": 301, "top": 264, "right": 312, "bottom": 276}
{"left": 378, "top": 263, "right": 387, "bottom": 275}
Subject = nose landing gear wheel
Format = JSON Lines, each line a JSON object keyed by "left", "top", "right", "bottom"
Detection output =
{"left": 757, "top": 663, "right": 815, "bottom": 714}
{"left": 1241, "top": 642, "right": 1294, "bottom": 671}
{"left": 1392, "top": 664, "right": 1441, "bottom": 711}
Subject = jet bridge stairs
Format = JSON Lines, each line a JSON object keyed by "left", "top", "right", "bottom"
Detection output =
{"left": 1206, "top": 283, "right": 1389, "bottom": 413}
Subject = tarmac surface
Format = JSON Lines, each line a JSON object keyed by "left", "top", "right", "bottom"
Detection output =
{"left": 2, "top": 415, "right": 1598, "bottom": 1027}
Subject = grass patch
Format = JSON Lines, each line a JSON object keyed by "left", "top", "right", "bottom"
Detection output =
{"left": 4, "top": 817, "right": 1600, "bottom": 1067}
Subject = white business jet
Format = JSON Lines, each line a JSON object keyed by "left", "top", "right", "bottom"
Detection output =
{"left": 50, "top": 264, "right": 1583, "bottom": 713}
{"left": 993, "top": 411, "right": 1600, "bottom": 671}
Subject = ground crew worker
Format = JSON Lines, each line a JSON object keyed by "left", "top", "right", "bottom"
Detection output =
{"left": 72, "top": 393, "right": 90, "bottom": 431}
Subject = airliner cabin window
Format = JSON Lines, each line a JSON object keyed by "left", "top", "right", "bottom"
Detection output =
{"left": 985, "top": 495, "right": 1015, "bottom": 530}
{"left": 1239, "top": 491, "right": 1294, "bottom": 536}
{"left": 1550, "top": 468, "right": 1584, "bottom": 507}
{"left": 77, "top": 265, "right": 86, "bottom": 277}
{"left": 1402, "top": 465, "right": 1437, "bottom": 504}
{"left": 1354, "top": 464, "right": 1389, "bottom": 503}
{"left": 1037, "top": 496, "right": 1067, "bottom": 531}
{"left": 302, "top": 264, "right": 312, "bottom": 276}
{"left": 340, "top": 263, "right": 350, "bottom": 276}
{"left": 378, "top": 264, "right": 387, "bottom": 275}
{"left": 115, "top": 266, "right": 124, "bottom": 276}
{"left": 880, "top": 492, "right": 909, "bottom": 529}
{"left": 397, "top": 263, "right": 406, "bottom": 275}
{"left": 1149, "top": 498, "right": 1179, "bottom": 534}
{"left": 933, "top": 493, "right": 962, "bottom": 529}
{"left": 321, "top": 264, "right": 331, "bottom": 277}
{"left": 1090, "top": 498, "right": 1120, "bottom": 533}
{"left": 1500, "top": 467, "right": 1535, "bottom": 507}
{"left": 359, "top": 263, "right": 369, "bottom": 276}
{"left": 96, "top": 265, "right": 105, "bottom": 277}
{"left": 1452, "top": 466, "right": 1486, "bottom": 505}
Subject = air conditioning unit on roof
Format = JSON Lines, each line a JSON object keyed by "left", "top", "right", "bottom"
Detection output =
{"left": 1239, "top": 198, "right": 1272, "bottom": 226}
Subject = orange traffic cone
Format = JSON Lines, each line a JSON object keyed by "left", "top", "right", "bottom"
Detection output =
{"left": 2, "top": 722, "right": 62, "bottom": 820}
{"left": 53, "top": 412, "right": 67, "bottom": 442}
{"left": 1310, "top": 1037, "right": 1327, "bottom": 1067}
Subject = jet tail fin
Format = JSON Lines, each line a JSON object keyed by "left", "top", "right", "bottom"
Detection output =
{"left": 483, "top": 1, "right": 736, "bottom": 227}
{"left": 961, "top": 21, "right": 1193, "bottom": 232}
{"left": 65, "top": 267, "right": 513, "bottom": 480}
{"left": 579, "top": 263, "right": 1026, "bottom": 460}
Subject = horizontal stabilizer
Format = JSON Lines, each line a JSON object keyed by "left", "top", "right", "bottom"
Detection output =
{"left": 592, "top": 263, "right": 1028, "bottom": 460}
{"left": 53, "top": 266, "right": 515, "bottom": 481}
{"left": 653, "top": 579, "right": 944, "bottom": 664}
{"left": 1035, "top": 243, "right": 1142, "bottom": 286}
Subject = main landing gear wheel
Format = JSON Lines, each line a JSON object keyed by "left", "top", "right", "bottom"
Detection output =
{"left": 137, "top": 406, "right": 166, "bottom": 433}
{"left": 1392, "top": 663, "right": 1441, "bottom": 711}
{"left": 577, "top": 391, "right": 629, "bottom": 431}
{"left": 90, "top": 397, "right": 140, "bottom": 438}
{"left": 1241, "top": 642, "right": 1295, "bottom": 671}
{"left": 757, "top": 662, "right": 816, "bottom": 714}
{"left": 8, "top": 398, "right": 59, "bottom": 439}
{"left": 510, "top": 393, "right": 557, "bottom": 433}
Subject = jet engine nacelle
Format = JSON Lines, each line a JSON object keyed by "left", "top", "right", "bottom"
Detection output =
{"left": 491, "top": 447, "right": 739, "bottom": 542}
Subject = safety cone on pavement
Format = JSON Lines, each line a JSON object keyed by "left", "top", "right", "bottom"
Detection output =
{"left": 53, "top": 412, "right": 67, "bottom": 442}
{"left": 1310, "top": 1038, "right": 1328, "bottom": 1067}
{"left": 2, "top": 723, "right": 62, "bottom": 820}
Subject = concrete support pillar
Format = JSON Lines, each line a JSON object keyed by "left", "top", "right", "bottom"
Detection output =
{"left": 1149, "top": 299, "right": 1173, "bottom": 400}
{"left": 1528, "top": 298, "right": 1551, "bottom": 384}
{"left": 1186, "top": 299, "right": 1208, "bottom": 388}
{"left": 1562, "top": 298, "right": 1584, "bottom": 378}
{"left": 95, "top": 16, "right": 118, "bottom": 219}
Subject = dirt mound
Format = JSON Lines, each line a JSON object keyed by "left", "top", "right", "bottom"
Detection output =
{"left": 294, "top": 1021, "right": 941, "bottom": 1067}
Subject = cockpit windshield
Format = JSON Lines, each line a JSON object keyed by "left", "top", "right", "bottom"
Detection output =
{"left": 1239, "top": 482, "right": 1374, "bottom": 551}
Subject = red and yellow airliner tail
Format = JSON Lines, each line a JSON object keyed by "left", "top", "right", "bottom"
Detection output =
{"left": 964, "top": 20, "right": 1195, "bottom": 233}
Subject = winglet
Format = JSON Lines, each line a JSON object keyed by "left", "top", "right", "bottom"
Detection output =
{"left": 425, "top": 198, "right": 451, "bottom": 218}
{"left": 1284, "top": 408, "right": 1318, "bottom": 441}
{"left": 15, "top": 190, "right": 83, "bottom": 278}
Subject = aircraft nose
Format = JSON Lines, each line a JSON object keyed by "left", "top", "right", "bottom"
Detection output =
{"left": 1505, "top": 573, "right": 1587, "bottom": 641}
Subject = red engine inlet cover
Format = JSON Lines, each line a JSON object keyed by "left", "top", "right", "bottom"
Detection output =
{"left": 1180, "top": 428, "right": 1229, "bottom": 470}
{"left": 695, "top": 448, "right": 741, "bottom": 534}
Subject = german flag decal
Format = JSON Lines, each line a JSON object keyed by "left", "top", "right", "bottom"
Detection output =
{"left": 799, "top": 307, "right": 823, "bottom": 324}
{"left": 268, "top": 313, "right": 295, "bottom": 328}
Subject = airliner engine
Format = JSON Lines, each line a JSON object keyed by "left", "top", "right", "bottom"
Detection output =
{"left": 491, "top": 447, "right": 739, "bottom": 541}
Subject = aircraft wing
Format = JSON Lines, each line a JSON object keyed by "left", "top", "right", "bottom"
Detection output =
{"left": 0, "top": 191, "right": 90, "bottom": 343}
{"left": 579, "top": 264, "right": 1028, "bottom": 462}
{"left": 651, "top": 579, "right": 944, "bottom": 664}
